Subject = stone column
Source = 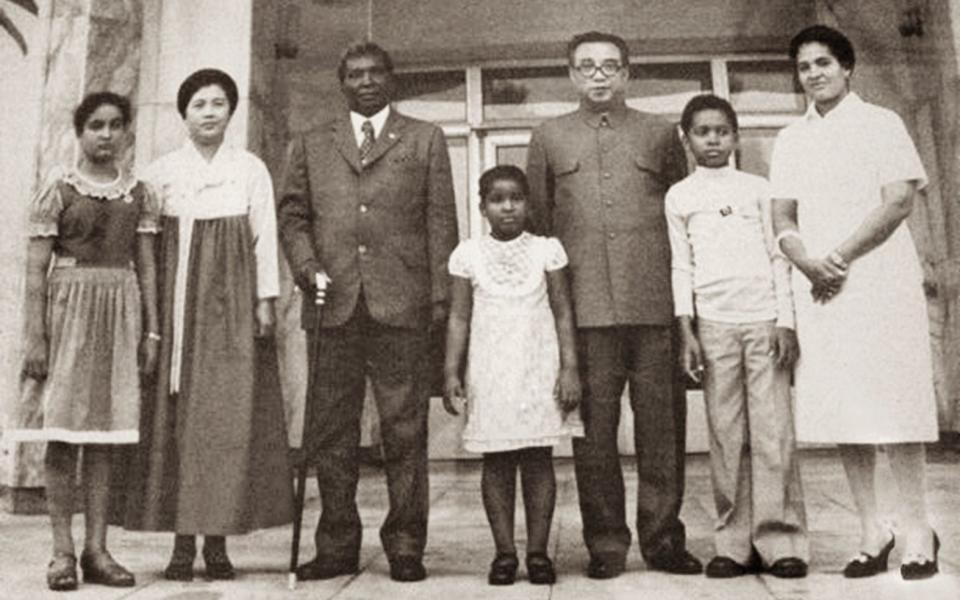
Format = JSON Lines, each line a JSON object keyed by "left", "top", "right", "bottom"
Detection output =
{"left": 0, "top": 0, "right": 144, "bottom": 512}
{"left": 134, "top": 0, "right": 253, "bottom": 167}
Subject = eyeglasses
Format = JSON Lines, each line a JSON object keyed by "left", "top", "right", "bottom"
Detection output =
{"left": 573, "top": 60, "right": 624, "bottom": 78}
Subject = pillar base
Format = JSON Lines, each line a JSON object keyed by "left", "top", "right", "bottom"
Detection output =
{"left": 0, "top": 486, "right": 46, "bottom": 515}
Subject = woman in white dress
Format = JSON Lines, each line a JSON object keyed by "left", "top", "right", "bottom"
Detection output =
{"left": 770, "top": 25, "right": 939, "bottom": 580}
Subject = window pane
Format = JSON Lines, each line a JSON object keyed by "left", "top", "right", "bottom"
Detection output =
{"left": 394, "top": 71, "right": 467, "bottom": 122}
{"left": 483, "top": 66, "right": 578, "bottom": 121}
{"left": 495, "top": 144, "right": 528, "bottom": 168}
{"left": 728, "top": 60, "right": 805, "bottom": 114}
{"left": 737, "top": 128, "right": 780, "bottom": 177}
{"left": 626, "top": 63, "right": 711, "bottom": 114}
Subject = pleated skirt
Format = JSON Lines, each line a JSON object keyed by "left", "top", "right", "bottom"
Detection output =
{"left": 121, "top": 215, "right": 293, "bottom": 535}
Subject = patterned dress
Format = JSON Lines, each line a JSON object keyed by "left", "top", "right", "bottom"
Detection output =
{"left": 449, "top": 232, "right": 583, "bottom": 453}
{"left": 11, "top": 169, "right": 158, "bottom": 444}
{"left": 122, "top": 142, "right": 293, "bottom": 535}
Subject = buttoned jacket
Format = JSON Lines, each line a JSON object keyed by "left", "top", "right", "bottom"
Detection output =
{"left": 526, "top": 104, "right": 687, "bottom": 327}
{"left": 277, "top": 110, "right": 458, "bottom": 330}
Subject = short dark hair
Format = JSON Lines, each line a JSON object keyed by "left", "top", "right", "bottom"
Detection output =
{"left": 680, "top": 94, "right": 739, "bottom": 134}
{"left": 73, "top": 92, "right": 131, "bottom": 136}
{"left": 567, "top": 31, "right": 630, "bottom": 67}
{"left": 176, "top": 68, "right": 239, "bottom": 119}
{"left": 479, "top": 165, "right": 530, "bottom": 201}
{"left": 337, "top": 41, "right": 394, "bottom": 83}
{"left": 789, "top": 25, "right": 856, "bottom": 71}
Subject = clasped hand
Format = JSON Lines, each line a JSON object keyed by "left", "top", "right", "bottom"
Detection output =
{"left": 801, "top": 256, "right": 847, "bottom": 303}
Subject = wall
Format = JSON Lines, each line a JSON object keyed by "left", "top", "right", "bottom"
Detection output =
{"left": 373, "top": 0, "right": 814, "bottom": 63}
{"left": 0, "top": 0, "right": 48, "bottom": 488}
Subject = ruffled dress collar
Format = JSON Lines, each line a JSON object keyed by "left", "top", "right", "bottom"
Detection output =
{"left": 64, "top": 168, "right": 137, "bottom": 201}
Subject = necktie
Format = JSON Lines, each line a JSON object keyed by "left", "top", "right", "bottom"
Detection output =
{"left": 359, "top": 120, "right": 375, "bottom": 161}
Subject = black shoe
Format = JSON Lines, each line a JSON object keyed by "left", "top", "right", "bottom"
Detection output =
{"left": 844, "top": 533, "right": 895, "bottom": 578}
{"left": 900, "top": 532, "right": 940, "bottom": 581}
{"left": 526, "top": 553, "right": 556, "bottom": 585}
{"left": 646, "top": 549, "right": 703, "bottom": 575}
{"left": 389, "top": 556, "right": 426, "bottom": 582}
{"left": 79, "top": 550, "right": 136, "bottom": 587}
{"left": 768, "top": 557, "right": 808, "bottom": 579}
{"left": 163, "top": 560, "right": 193, "bottom": 581}
{"left": 706, "top": 556, "right": 748, "bottom": 578}
{"left": 295, "top": 556, "right": 359, "bottom": 581}
{"left": 586, "top": 552, "right": 625, "bottom": 579}
{"left": 487, "top": 553, "right": 518, "bottom": 586}
{"left": 202, "top": 548, "right": 235, "bottom": 580}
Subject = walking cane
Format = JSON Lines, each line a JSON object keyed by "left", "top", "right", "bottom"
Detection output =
{"left": 289, "top": 273, "right": 328, "bottom": 590}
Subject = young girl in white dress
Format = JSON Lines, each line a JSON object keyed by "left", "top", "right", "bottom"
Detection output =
{"left": 444, "top": 165, "right": 582, "bottom": 586}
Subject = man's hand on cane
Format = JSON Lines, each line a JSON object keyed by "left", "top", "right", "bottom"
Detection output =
{"left": 313, "top": 271, "right": 331, "bottom": 306}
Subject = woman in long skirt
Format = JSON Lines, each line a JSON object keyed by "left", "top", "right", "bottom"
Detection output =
{"left": 123, "top": 68, "right": 293, "bottom": 580}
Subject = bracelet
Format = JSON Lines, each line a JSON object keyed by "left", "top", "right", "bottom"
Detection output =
{"left": 774, "top": 229, "right": 803, "bottom": 251}
{"left": 146, "top": 332, "right": 161, "bottom": 341}
{"left": 827, "top": 250, "right": 849, "bottom": 271}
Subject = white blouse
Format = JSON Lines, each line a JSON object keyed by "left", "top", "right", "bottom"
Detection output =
{"left": 143, "top": 141, "right": 280, "bottom": 393}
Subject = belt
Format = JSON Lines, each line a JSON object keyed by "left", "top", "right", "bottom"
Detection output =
{"left": 52, "top": 255, "right": 135, "bottom": 269}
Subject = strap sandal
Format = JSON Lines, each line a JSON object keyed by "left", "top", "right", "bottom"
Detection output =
{"left": 47, "top": 552, "right": 78, "bottom": 591}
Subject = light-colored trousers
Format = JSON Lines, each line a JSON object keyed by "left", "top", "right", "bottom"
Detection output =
{"left": 698, "top": 319, "right": 809, "bottom": 565}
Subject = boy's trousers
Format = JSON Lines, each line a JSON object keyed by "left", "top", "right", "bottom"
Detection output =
{"left": 698, "top": 319, "right": 809, "bottom": 565}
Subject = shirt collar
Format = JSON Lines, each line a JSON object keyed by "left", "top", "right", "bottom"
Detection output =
{"left": 578, "top": 101, "right": 628, "bottom": 129}
{"left": 803, "top": 91, "right": 862, "bottom": 122}
{"left": 350, "top": 105, "right": 391, "bottom": 143}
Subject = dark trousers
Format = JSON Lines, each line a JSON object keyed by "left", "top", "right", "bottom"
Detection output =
{"left": 573, "top": 325, "right": 688, "bottom": 561}
{"left": 305, "top": 298, "right": 430, "bottom": 561}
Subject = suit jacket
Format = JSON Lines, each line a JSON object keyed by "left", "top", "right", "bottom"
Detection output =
{"left": 277, "top": 110, "right": 458, "bottom": 330}
{"left": 526, "top": 104, "right": 687, "bottom": 327}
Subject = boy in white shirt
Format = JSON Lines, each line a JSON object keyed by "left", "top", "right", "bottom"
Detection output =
{"left": 666, "top": 94, "right": 809, "bottom": 579}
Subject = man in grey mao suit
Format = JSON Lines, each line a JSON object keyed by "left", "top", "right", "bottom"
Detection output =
{"left": 277, "top": 41, "right": 458, "bottom": 583}
{"left": 526, "top": 31, "right": 702, "bottom": 579}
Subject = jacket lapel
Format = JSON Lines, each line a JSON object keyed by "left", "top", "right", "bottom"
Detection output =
{"left": 332, "top": 117, "right": 362, "bottom": 173}
{"left": 361, "top": 110, "right": 404, "bottom": 169}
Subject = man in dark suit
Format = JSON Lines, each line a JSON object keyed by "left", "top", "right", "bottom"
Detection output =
{"left": 526, "top": 31, "right": 701, "bottom": 579}
{"left": 277, "top": 41, "right": 458, "bottom": 583}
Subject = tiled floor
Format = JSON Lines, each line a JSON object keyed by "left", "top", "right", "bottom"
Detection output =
{"left": 0, "top": 448, "right": 957, "bottom": 599}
